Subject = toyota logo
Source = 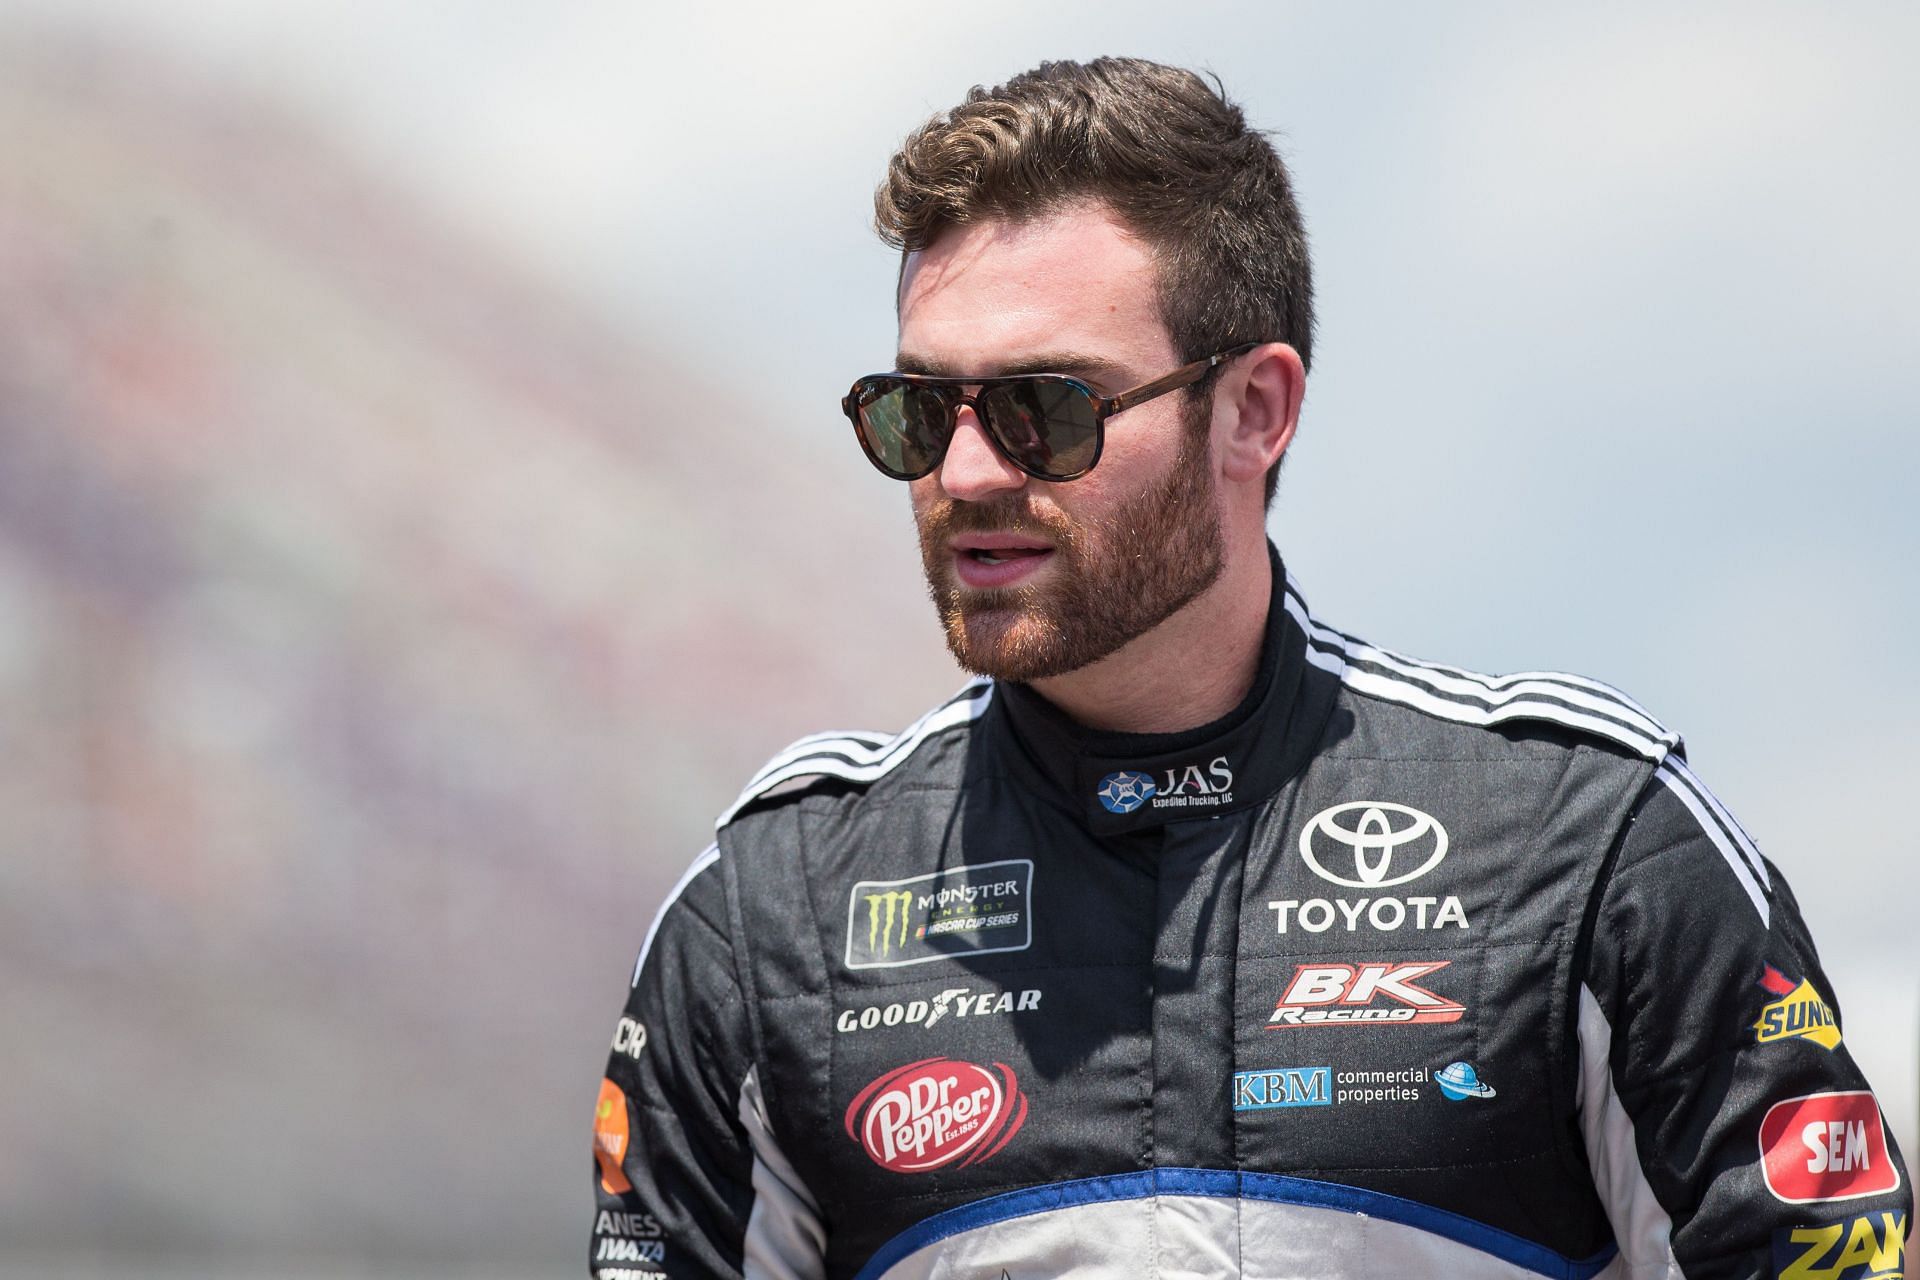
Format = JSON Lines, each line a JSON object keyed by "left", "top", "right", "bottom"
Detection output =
{"left": 1299, "top": 802, "right": 1449, "bottom": 889}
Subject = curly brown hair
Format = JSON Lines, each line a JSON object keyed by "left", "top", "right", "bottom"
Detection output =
{"left": 875, "top": 57, "right": 1313, "bottom": 504}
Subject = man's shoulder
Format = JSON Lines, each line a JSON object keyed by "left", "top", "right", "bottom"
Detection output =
{"left": 714, "top": 678, "right": 994, "bottom": 834}
{"left": 1285, "top": 579, "right": 1681, "bottom": 768}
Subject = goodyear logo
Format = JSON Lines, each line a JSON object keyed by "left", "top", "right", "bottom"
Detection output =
{"left": 1773, "top": 1212, "right": 1906, "bottom": 1280}
{"left": 1756, "top": 965, "right": 1843, "bottom": 1052}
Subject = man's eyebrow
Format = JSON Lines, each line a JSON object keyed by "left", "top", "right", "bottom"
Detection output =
{"left": 893, "top": 351, "right": 1133, "bottom": 383}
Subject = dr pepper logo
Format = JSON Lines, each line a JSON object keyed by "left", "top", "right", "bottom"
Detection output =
{"left": 1759, "top": 1091, "right": 1902, "bottom": 1204}
{"left": 845, "top": 1058, "right": 1027, "bottom": 1173}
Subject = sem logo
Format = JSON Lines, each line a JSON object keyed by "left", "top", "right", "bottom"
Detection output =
{"left": 1756, "top": 965, "right": 1843, "bottom": 1052}
{"left": 1267, "top": 961, "right": 1466, "bottom": 1027}
{"left": 1773, "top": 1212, "right": 1907, "bottom": 1280}
{"left": 1233, "top": 1066, "right": 1331, "bottom": 1110}
{"left": 845, "top": 860, "right": 1034, "bottom": 970}
{"left": 1760, "top": 1092, "right": 1902, "bottom": 1204}
{"left": 1299, "top": 801, "right": 1449, "bottom": 889}
{"left": 845, "top": 1058, "right": 1027, "bottom": 1173}
{"left": 1096, "top": 770, "right": 1157, "bottom": 814}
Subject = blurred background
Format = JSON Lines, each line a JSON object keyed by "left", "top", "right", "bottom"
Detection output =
{"left": 1, "top": 2, "right": 1913, "bottom": 1276}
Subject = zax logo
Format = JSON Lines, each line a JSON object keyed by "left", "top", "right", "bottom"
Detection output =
{"left": 1773, "top": 1212, "right": 1906, "bottom": 1280}
{"left": 1268, "top": 961, "right": 1466, "bottom": 1027}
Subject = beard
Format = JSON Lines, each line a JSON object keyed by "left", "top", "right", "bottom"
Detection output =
{"left": 914, "top": 395, "right": 1224, "bottom": 682}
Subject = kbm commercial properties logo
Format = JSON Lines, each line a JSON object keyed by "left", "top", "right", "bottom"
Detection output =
{"left": 1231, "top": 1063, "right": 1492, "bottom": 1111}
{"left": 845, "top": 859, "right": 1033, "bottom": 970}
{"left": 1233, "top": 1066, "right": 1330, "bottom": 1110}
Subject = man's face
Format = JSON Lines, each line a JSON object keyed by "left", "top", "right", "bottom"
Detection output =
{"left": 896, "top": 205, "right": 1225, "bottom": 683}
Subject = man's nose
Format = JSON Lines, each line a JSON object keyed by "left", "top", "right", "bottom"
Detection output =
{"left": 938, "top": 405, "right": 1027, "bottom": 501}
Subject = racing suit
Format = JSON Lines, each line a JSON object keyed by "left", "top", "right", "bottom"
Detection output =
{"left": 591, "top": 551, "right": 1909, "bottom": 1279}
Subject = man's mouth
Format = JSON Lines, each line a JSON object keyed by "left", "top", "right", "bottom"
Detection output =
{"left": 966, "top": 547, "right": 1047, "bottom": 566}
{"left": 949, "top": 536, "right": 1055, "bottom": 588}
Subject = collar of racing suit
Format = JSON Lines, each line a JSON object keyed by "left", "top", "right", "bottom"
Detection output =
{"left": 993, "top": 543, "right": 1340, "bottom": 836}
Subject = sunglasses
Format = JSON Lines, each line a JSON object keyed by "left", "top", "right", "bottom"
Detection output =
{"left": 841, "top": 343, "right": 1259, "bottom": 482}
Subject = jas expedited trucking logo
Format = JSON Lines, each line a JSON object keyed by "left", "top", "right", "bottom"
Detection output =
{"left": 1095, "top": 755, "right": 1234, "bottom": 816}
{"left": 1759, "top": 1091, "right": 1902, "bottom": 1204}
{"left": 845, "top": 1058, "right": 1028, "bottom": 1173}
{"left": 1267, "top": 961, "right": 1466, "bottom": 1028}
{"left": 1755, "top": 965, "right": 1843, "bottom": 1051}
{"left": 845, "top": 859, "right": 1032, "bottom": 970}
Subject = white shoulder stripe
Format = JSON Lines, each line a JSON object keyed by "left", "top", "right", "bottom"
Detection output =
{"left": 742, "top": 728, "right": 899, "bottom": 793}
{"left": 1281, "top": 572, "right": 1679, "bottom": 761}
{"left": 1284, "top": 579, "right": 1677, "bottom": 745}
{"left": 1662, "top": 756, "right": 1769, "bottom": 888}
{"left": 631, "top": 842, "right": 721, "bottom": 985}
{"left": 1337, "top": 663, "right": 1673, "bottom": 760}
{"left": 1654, "top": 764, "right": 1769, "bottom": 923}
{"left": 719, "top": 680, "right": 994, "bottom": 828}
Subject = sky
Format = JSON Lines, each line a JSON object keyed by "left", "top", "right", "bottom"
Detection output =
{"left": 14, "top": 0, "right": 1918, "bottom": 1166}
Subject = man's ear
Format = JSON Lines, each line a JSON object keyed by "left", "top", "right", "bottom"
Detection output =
{"left": 1217, "top": 342, "right": 1305, "bottom": 486}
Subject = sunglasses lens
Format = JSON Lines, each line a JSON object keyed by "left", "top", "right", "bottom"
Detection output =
{"left": 980, "top": 380, "right": 1100, "bottom": 479}
{"left": 854, "top": 380, "right": 951, "bottom": 479}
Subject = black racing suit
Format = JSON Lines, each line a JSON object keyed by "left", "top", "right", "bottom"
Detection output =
{"left": 591, "top": 553, "right": 1909, "bottom": 1279}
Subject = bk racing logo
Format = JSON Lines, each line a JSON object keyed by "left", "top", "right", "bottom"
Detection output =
{"left": 845, "top": 1058, "right": 1027, "bottom": 1173}
{"left": 1268, "top": 961, "right": 1466, "bottom": 1027}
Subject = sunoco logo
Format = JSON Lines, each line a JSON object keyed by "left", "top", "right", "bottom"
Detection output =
{"left": 1755, "top": 965, "right": 1842, "bottom": 1052}
{"left": 845, "top": 1058, "right": 1027, "bottom": 1173}
{"left": 1300, "top": 802, "right": 1448, "bottom": 888}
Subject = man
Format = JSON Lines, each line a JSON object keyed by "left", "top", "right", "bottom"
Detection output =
{"left": 592, "top": 57, "right": 1908, "bottom": 1279}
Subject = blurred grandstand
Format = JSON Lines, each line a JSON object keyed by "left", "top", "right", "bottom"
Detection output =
{"left": 0, "top": 31, "right": 953, "bottom": 1277}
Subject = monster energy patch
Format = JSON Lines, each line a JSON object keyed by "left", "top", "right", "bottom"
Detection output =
{"left": 843, "top": 859, "right": 1034, "bottom": 970}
